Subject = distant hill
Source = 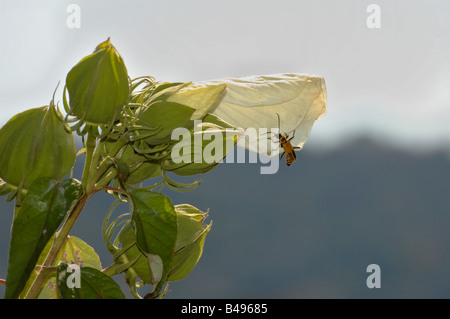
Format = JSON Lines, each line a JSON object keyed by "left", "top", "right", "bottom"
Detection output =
{"left": 1, "top": 137, "right": 449, "bottom": 298}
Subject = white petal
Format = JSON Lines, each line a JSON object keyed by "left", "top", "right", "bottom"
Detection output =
{"left": 203, "top": 73, "right": 327, "bottom": 154}
{"left": 167, "top": 82, "right": 227, "bottom": 120}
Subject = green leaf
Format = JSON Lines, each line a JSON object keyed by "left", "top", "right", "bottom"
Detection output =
{"left": 108, "top": 202, "right": 211, "bottom": 297}
{"left": 130, "top": 191, "right": 177, "bottom": 285}
{"left": 4, "top": 178, "right": 82, "bottom": 299}
{"left": 18, "top": 234, "right": 55, "bottom": 299}
{"left": 22, "top": 236, "right": 102, "bottom": 299}
{"left": 56, "top": 235, "right": 102, "bottom": 269}
{"left": 57, "top": 263, "right": 125, "bottom": 299}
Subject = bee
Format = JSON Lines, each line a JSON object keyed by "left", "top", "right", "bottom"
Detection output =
{"left": 275, "top": 113, "right": 301, "bottom": 166}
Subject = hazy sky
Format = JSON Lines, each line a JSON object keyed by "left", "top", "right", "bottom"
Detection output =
{"left": 1, "top": 0, "right": 449, "bottom": 151}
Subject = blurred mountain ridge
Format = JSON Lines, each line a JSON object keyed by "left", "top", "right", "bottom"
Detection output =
{"left": 1, "top": 136, "right": 449, "bottom": 298}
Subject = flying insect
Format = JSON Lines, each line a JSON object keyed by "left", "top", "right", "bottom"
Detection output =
{"left": 275, "top": 113, "right": 301, "bottom": 166}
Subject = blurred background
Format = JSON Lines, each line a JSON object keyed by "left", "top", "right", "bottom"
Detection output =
{"left": 0, "top": 0, "right": 449, "bottom": 298}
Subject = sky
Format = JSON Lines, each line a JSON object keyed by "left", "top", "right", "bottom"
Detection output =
{"left": 1, "top": 0, "right": 450, "bottom": 300}
{"left": 1, "top": 0, "right": 450, "bottom": 152}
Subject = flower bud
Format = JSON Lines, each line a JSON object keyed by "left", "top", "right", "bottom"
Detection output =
{"left": 115, "top": 222, "right": 154, "bottom": 287}
{"left": 0, "top": 105, "right": 76, "bottom": 191}
{"left": 134, "top": 101, "right": 196, "bottom": 145}
{"left": 127, "top": 161, "right": 161, "bottom": 185}
{"left": 65, "top": 38, "right": 129, "bottom": 125}
{"left": 168, "top": 204, "right": 211, "bottom": 281}
{"left": 114, "top": 204, "right": 211, "bottom": 287}
{"left": 103, "top": 140, "right": 161, "bottom": 185}
{"left": 132, "top": 81, "right": 226, "bottom": 145}
{"left": 162, "top": 114, "right": 239, "bottom": 176}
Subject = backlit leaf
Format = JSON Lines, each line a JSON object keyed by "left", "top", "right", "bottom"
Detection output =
{"left": 57, "top": 263, "right": 125, "bottom": 299}
{"left": 130, "top": 191, "right": 177, "bottom": 285}
{"left": 4, "top": 178, "right": 81, "bottom": 299}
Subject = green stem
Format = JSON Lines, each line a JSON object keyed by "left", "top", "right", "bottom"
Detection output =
{"left": 95, "top": 167, "right": 118, "bottom": 190}
{"left": 23, "top": 130, "right": 131, "bottom": 298}
{"left": 23, "top": 129, "right": 132, "bottom": 298}
{"left": 81, "top": 128, "right": 97, "bottom": 189}
{"left": 101, "top": 264, "right": 118, "bottom": 277}
{"left": 103, "top": 186, "right": 128, "bottom": 194}
{"left": 88, "top": 133, "right": 129, "bottom": 190}
{"left": 87, "top": 139, "right": 104, "bottom": 184}
{"left": 24, "top": 190, "right": 93, "bottom": 299}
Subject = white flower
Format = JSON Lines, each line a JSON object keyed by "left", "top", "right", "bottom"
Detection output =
{"left": 195, "top": 73, "right": 327, "bottom": 155}
{"left": 167, "top": 82, "right": 227, "bottom": 120}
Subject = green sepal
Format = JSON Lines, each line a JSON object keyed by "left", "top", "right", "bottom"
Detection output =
{"left": 127, "top": 161, "right": 161, "bottom": 185}
{"left": 168, "top": 204, "right": 211, "bottom": 281}
{"left": 102, "top": 140, "right": 161, "bottom": 185}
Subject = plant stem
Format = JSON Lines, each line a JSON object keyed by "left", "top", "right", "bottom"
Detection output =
{"left": 103, "top": 186, "right": 128, "bottom": 194}
{"left": 23, "top": 130, "right": 131, "bottom": 298}
{"left": 24, "top": 190, "right": 93, "bottom": 299}
{"left": 101, "top": 264, "right": 118, "bottom": 277}
{"left": 95, "top": 167, "right": 118, "bottom": 189}
{"left": 81, "top": 128, "right": 97, "bottom": 189}
{"left": 89, "top": 133, "right": 129, "bottom": 188}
